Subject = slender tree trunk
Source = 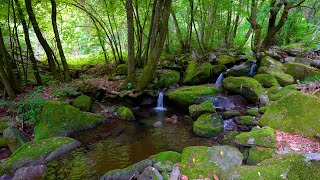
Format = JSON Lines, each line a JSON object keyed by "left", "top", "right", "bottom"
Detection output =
{"left": 126, "top": 0, "right": 135, "bottom": 83}
{"left": 0, "top": 60, "right": 15, "bottom": 98}
{"left": 137, "top": 0, "right": 172, "bottom": 91}
{"left": 50, "top": 0, "right": 70, "bottom": 81}
{"left": 171, "top": 8, "right": 185, "bottom": 52}
{"left": 25, "top": 0, "right": 61, "bottom": 81}
{"left": 90, "top": 17, "right": 108, "bottom": 63}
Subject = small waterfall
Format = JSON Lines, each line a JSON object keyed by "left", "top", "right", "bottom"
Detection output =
{"left": 154, "top": 92, "right": 167, "bottom": 111}
{"left": 215, "top": 73, "right": 224, "bottom": 86}
{"left": 249, "top": 61, "right": 257, "bottom": 76}
{"left": 223, "top": 119, "right": 237, "bottom": 131}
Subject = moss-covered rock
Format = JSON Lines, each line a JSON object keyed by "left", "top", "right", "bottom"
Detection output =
{"left": 3, "top": 127, "right": 28, "bottom": 152}
{"left": 0, "top": 137, "right": 80, "bottom": 176}
{"left": 266, "top": 86, "right": 282, "bottom": 98}
{"left": 258, "top": 66, "right": 294, "bottom": 86}
{"left": 211, "top": 64, "right": 226, "bottom": 77}
{"left": 116, "top": 107, "right": 135, "bottom": 121}
{"left": 258, "top": 107, "right": 267, "bottom": 114}
{"left": 197, "top": 62, "right": 214, "bottom": 83}
{"left": 234, "top": 116, "right": 255, "bottom": 125}
{"left": 220, "top": 110, "right": 242, "bottom": 119}
{"left": 235, "top": 127, "right": 277, "bottom": 148}
{"left": 253, "top": 74, "right": 280, "bottom": 88}
{"left": 269, "top": 84, "right": 298, "bottom": 101}
{"left": 246, "top": 108, "right": 259, "bottom": 116}
{"left": 217, "top": 55, "right": 237, "bottom": 65}
{"left": 224, "top": 153, "right": 320, "bottom": 179}
{"left": 188, "top": 101, "right": 215, "bottom": 119}
{"left": 247, "top": 146, "right": 275, "bottom": 165}
{"left": 72, "top": 95, "right": 92, "bottom": 112}
{"left": 223, "top": 76, "right": 267, "bottom": 104}
{"left": 0, "top": 135, "right": 8, "bottom": 148}
{"left": 115, "top": 64, "right": 127, "bottom": 75}
{"left": 193, "top": 113, "right": 223, "bottom": 138}
{"left": 259, "top": 91, "right": 320, "bottom": 137}
{"left": 261, "top": 56, "right": 283, "bottom": 69}
{"left": 226, "top": 60, "right": 256, "bottom": 77}
{"left": 167, "top": 85, "right": 220, "bottom": 108}
{"left": 0, "top": 121, "right": 10, "bottom": 134}
{"left": 180, "top": 146, "right": 243, "bottom": 179}
{"left": 222, "top": 131, "right": 240, "bottom": 145}
{"left": 183, "top": 61, "right": 199, "bottom": 85}
{"left": 34, "top": 101, "right": 106, "bottom": 141}
{"left": 155, "top": 70, "right": 180, "bottom": 88}
{"left": 285, "top": 62, "right": 319, "bottom": 81}
{"left": 151, "top": 151, "right": 181, "bottom": 172}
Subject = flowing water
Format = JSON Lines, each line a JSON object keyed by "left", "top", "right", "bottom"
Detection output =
{"left": 249, "top": 60, "right": 257, "bottom": 76}
{"left": 154, "top": 92, "right": 166, "bottom": 111}
{"left": 215, "top": 73, "right": 224, "bottom": 86}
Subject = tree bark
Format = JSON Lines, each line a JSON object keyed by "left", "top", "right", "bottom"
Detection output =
{"left": 0, "top": 59, "right": 15, "bottom": 98}
{"left": 50, "top": 0, "right": 70, "bottom": 81}
{"left": 25, "top": 0, "right": 61, "bottom": 81}
{"left": 126, "top": 0, "right": 135, "bottom": 83}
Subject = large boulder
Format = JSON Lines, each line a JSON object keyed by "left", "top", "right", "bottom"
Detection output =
{"left": 253, "top": 74, "right": 280, "bottom": 88}
{"left": 166, "top": 85, "right": 220, "bottom": 108}
{"left": 72, "top": 95, "right": 92, "bottom": 112}
{"left": 285, "top": 62, "right": 319, "bottom": 81}
{"left": 226, "top": 60, "right": 257, "bottom": 77}
{"left": 268, "top": 84, "right": 298, "bottom": 101}
{"left": 188, "top": 100, "right": 215, "bottom": 119}
{"left": 0, "top": 137, "right": 81, "bottom": 176}
{"left": 193, "top": 113, "right": 223, "bottom": 138}
{"left": 258, "top": 66, "right": 294, "bottom": 86}
{"left": 34, "top": 101, "right": 106, "bottom": 141}
{"left": 180, "top": 146, "right": 243, "bottom": 179}
{"left": 217, "top": 55, "right": 238, "bottom": 66}
{"left": 3, "top": 127, "right": 28, "bottom": 152}
{"left": 223, "top": 76, "right": 268, "bottom": 104}
{"left": 183, "top": 61, "right": 213, "bottom": 85}
{"left": 261, "top": 56, "right": 283, "bottom": 69}
{"left": 259, "top": 91, "right": 320, "bottom": 137}
{"left": 224, "top": 153, "right": 320, "bottom": 179}
{"left": 154, "top": 70, "right": 180, "bottom": 88}
{"left": 235, "top": 127, "right": 277, "bottom": 148}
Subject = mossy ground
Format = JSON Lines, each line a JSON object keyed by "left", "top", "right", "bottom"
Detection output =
{"left": 72, "top": 95, "right": 92, "bottom": 112}
{"left": 235, "top": 127, "right": 277, "bottom": 148}
{"left": 259, "top": 91, "right": 320, "bottom": 137}
{"left": 34, "top": 101, "right": 105, "bottom": 141}
{"left": 0, "top": 137, "right": 76, "bottom": 175}
{"left": 167, "top": 85, "right": 220, "bottom": 108}
{"left": 268, "top": 84, "right": 298, "bottom": 101}
{"left": 224, "top": 153, "right": 320, "bottom": 179}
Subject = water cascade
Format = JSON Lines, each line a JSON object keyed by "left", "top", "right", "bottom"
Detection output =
{"left": 215, "top": 73, "right": 224, "bottom": 86}
{"left": 154, "top": 92, "right": 167, "bottom": 111}
{"left": 249, "top": 61, "right": 257, "bottom": 76}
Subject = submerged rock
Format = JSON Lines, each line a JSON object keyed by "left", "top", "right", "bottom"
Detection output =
{"left": 72, "top": 95, "right": 92, "bottom": 112}
{"left": 235, "top": 127, "right": 277, "bottom": 148}
{"left": 34, "top": 101, "right": 106, "bottom": 141}
{"left": 259, "top": 91, "right": 320, "bottom": 138}
{"left": 188, "top": 100, "right": 215, "bottom": 119}
{"left": 180, "top": 145, "right": 243, "bottom": 179}
{"left": 116, "top": 107, "right": 135, "bottom": 121}
{"left": 224, "top": 153, "right": 320, "bottom": 179}
{"left": 223, "top": 76, "right": 268, "bottom": 104}
{"left": 0, "top": 137, "right": 80, "bottom": 176}
{"left": 193, "top": 113, "right": 223, "bottom": 138}
{"left": 166, "top": 85, "right": 220, "bottom": 108}
{"left": 285, "top": 62, "right": 319, "bottom": 81}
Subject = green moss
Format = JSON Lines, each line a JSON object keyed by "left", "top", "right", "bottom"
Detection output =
{"left": 72, "top": 95, "right": 92, "bottom": 112}
{"left": 0, "top": 122, "right": 10, "bottom": 134}
{"left": 151, "top": 151, "right": 181, "bottom": 163}
{"left": 180, "top": 146, "right": 243, "bottom": 179}
{"left": 0, "top": 136, "right": 7, "bottom": 148}
{"left": 235, "top": 116, "right": 255, "bottom": 125}
{"left": 247, "top": 146, "right": 275, "bottom": 165}
{"left": 258, "top": 107, "right": 267, "bottom": 114}
{"left": 222, "top": 131, "right": 240, "bottom": 145}
{"left": 223, "top": 76, "right": 265, "bottom": 103}
{"left": 258, "top": 66, "right": 294, "bottom": 86}
{"left": 224, "top": 153, "right": 320, "bottom": 179}
{"left": 261, "top": 56, "right": 283, "bottom": 68}
{"left": 266, "top": 86, "right": 281, "bottom": 98}
{"left": 253, "top": 74, "right": 280, "bottom": 88}
{"left": 183, "top": 61, "right": 199, "bottom": 85}
{"left": 218, "top": 55, "right": 237, "bottom": 65}
{"left": 188, "top": 100, "right": 215, "bottom": 119}
{"left": 34, "top": 101, "right": 105, "bottom": 141}
{"left": 0, "top": 137, "right": 77, "bottom": 175}
{"left": 167, "top": 85, "right": 220, "bottom": 108}
{"left": 269, "top": 84, "right": 298, "bottom": 101}
{"left": 220, "top": 110, "right": 242, "bottom": 119}
{"left": 259, "top": 91, "right": 320, "bottom": 137}
{"left": 197, "top": 62, "right": 213, "bottom": 83}
{"left": 116, "top": 107, "right": 135, "bottom": 121}
{"left": 246, "top": 108, "right": 259, "bottom": 116}
{"left": 115, "top": 64, "right": 127, "bottom": 75}
{"left": 285, "top": 62, "right": 319, "bottom": 81}
{"left": 193, "top": 113, "right": 223, "bottom": 138}
{"left": 235, "top": 127, "right": 277, "bottom": 148}
{"left": 211, "top": 64, "right": 226, "bottom": 76}
{"left": 156, "top": 70, "right": 180, "bottom": 88}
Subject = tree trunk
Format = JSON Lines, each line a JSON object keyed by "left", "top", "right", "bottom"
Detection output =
{"left": 126, "top": 0, "right": 135, "bottom": 83}
{"left": 50, "top": 0, "right": 70, "bottom": 81}
{"left": 0, "top": 60, "right": 16, "bottom": 98}
{"left": 25, "top": 0, "right": 61, "bottom": 81}
{"left": 14, "top": 0, "right": 42, "bottom": 85}
{"left": 171, "top": 8, "right": 185, "bottom": 52}
{"left": 137, "top": 0, "right": 172, "bottom": 91}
